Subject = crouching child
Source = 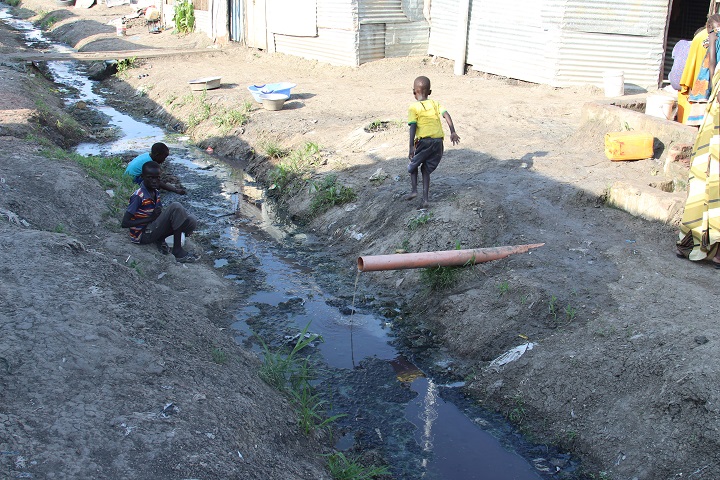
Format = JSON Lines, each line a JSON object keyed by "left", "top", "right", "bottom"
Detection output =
{"left": 121, "top": 161, "right": 199, "bottom": 263}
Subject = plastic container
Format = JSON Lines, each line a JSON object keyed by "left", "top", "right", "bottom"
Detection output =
{"left": 188, "top": 76, "right": 222, "bottom": 91}
{"left": 603, "top": 70, "right": 624, "bottom": 97}
{"left": 645, "top": 94, "right": 677, "bottom": 120}
{"left": 116, "top": 23, "right": 126, "bottom": 36}
{"left": 605, "top": 132, "right": 654, "bottom": 161}
{"left": 247, "top": 82, "right": 296, "bottom": 102}
{"left": 260, "top": 93, "right": 289, "bottom": 111}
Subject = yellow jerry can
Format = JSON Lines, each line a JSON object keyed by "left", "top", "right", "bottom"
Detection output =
{"left": 604, "top": 132, "right": 654, "bottom": 161}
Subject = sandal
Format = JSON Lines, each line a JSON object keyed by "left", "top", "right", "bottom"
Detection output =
{"left": 175, "top": 250, "right": 200, "bottom": 263}
{"left": 156, "top": 241, "right": 170, "bottom": 255}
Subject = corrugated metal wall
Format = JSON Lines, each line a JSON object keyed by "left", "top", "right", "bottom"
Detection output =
{"left": 357, "top": 0, "right": 429, "bottom": 64}
{"left": 465, "top": 0, "right": 557, "bottom": 85}
{"left": 553, "top": 0, "right": 669, "bottom": 88}
{"left": 429, "top": 0, "right": 670, "bottom": 89}
{"left": 359, "top": 23, "right": 386, "bottom": 63}
{"left": 256, "top": 0, "right": 428, "bottom": 67}
{"left": 274, "top": 0, "right": 359, "bottom": 66}
{"left": 427, "top": 0, "right": 459, "bottom": 59}
{"left": 359, "top": 0, "right": 408, "bottom": 23}
{"left": 386, "top": 21, "right": 429, "bottom": 57}
{"left": 194, "top": 10, "right": 212, "bottom": 37}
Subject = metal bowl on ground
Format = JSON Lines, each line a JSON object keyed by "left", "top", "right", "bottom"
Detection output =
{"left": 188, "top": 76, "right": 222, "bottom": 91}
{"left": 260, "top": 93, "right": 289, "bottom": 111}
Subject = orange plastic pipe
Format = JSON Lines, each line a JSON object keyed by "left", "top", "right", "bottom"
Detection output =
{"left": 357, "top": 243, "right": 544, "bottom": 272}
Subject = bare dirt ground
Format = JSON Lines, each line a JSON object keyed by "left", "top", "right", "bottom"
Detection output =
{"left": 2, "top": 1, "right": 720, "bottom": 479}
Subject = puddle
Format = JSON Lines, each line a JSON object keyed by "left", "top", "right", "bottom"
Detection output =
{"left": 0, "top": 7, "right": 580, "bottom": 479}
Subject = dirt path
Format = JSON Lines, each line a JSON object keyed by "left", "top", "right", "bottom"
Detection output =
{"left": 3, "top": 1, "right": 720, "bottom": 479}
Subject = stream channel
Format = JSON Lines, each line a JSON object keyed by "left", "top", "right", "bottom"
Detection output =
{"left": 2, "top": 7, "right": 580, "bottom": 479}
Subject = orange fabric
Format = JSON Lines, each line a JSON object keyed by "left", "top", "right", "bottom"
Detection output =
{"left": 678, "top": 29, "right": 709, "bottom": 124}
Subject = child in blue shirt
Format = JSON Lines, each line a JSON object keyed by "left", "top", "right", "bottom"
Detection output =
{"left": 124, "top": 142, "right": 186, "bottom": 195}
{"left": 121, "top": 161, "right": 199, "bottom": 262}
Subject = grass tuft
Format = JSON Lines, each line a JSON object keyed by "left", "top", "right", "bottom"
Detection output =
{"left": 326, "top": 452, "right": 390, "bottom": 480}
{"left": 420, "top": 265, "right": 461, "bottom": 291}
{"left": 310, "top": 174, "right": 356, "bottom": 215}
{"left": 406, "top": 211, "right": 432, "bottom": 230}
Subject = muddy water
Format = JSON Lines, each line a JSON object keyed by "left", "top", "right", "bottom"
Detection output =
{"left": 1, "top": 8, "right": 578, "bottom": 479}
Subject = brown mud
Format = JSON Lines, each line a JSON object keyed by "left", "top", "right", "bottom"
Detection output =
{"left": 2, "top": 1, "right": 719, "bottom": 479}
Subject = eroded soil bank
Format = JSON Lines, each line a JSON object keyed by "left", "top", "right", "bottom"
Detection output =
{"left": 3, "top": 1, "right": 720, "bottom": 479}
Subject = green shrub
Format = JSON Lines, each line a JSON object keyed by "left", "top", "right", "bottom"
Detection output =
{"left": 172, "top": 0, "right": 195, "bottom": 33}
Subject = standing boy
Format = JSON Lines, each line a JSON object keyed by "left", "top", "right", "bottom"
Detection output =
{"left": 121, "top": 161, "right": 199, "bottom": 263}
{"left": 124, "top": 142, "right": 186, "bottom": 195}
{"left": 406, "top": 76, "right": 460, "bottom": 208}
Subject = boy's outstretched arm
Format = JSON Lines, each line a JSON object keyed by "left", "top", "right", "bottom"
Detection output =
{"left": 159, "top": 181, "right": 186, "bottom": 195}
{"left": 442, "top": 112, "right": 460, "bottom": 145}
{"left": 408, "top": 123, "right": 417, "bottom": 159}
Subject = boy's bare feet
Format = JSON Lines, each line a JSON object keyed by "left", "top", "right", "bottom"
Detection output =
{"left": 405, "top": 192, "right": 418, "bottom": 200}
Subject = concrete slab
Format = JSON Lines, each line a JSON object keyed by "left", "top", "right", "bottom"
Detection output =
{"left": 606, "top": 181, "right": 685, "bottom": 224}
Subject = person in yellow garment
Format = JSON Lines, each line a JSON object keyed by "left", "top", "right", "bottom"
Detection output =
{"left": 678, "top": 15, "right": 720, "bottom": 125}
{"left": 676, "top": 67, "right": 720, "bottom": 267}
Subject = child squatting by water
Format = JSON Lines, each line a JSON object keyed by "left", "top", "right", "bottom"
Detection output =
{"left": 121, "top": 161, "right": 199, "bottom": 263}
{"left": 406, "top": 75, "right": 460, "bottom": 209}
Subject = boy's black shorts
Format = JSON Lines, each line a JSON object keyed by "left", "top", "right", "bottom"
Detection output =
{"left": 408, "top": 137, "right": 444, "bottom": 174}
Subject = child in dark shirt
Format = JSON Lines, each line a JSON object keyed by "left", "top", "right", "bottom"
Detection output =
{"left": 121, "top": 161, "right": 198, "bottom": 263}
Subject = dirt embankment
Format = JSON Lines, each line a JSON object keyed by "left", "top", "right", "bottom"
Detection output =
{"left": 5, "top": 1, "right": 720, "bottom": 479}
{"left": 0, "top": 9, "right": 332, "bottom": 480}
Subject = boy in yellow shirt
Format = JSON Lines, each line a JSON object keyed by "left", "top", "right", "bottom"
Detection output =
{"left": 406, "top": 76, "right": 460, "bottom": 208}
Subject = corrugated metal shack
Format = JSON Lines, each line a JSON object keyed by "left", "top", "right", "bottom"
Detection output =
{"left": 429, "top": 0, "right": 715, "bottom": 89}
{"left": 173, "top": 0, "right": 717, "bottom": 89}
{"left": 236, "top": 0, "right": 430, "bottom": 67}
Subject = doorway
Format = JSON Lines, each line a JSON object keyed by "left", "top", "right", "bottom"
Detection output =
{"left": 663, "top": 0, "right": 712, "bottom": 83}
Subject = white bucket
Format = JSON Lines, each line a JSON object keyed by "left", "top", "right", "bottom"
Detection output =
{"left": 603, "top": 70, "right": 625, "bottom": 97}
{"left": 116, "top": 23, "right": 126, "bottom": 36}
{"left": 645, "top": 94, "right": 677, "bottom": 120}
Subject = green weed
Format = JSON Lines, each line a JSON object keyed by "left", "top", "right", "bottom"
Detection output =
{"left": 364, "top": 119, "right": 390, "bottom": 133}
{"left": 261, "top": 139, "right": 288, "bottom": 158}
{"left": 406, "top": 211, "right": 432, "bottom": 230}
{"left": 211, "top": 347, "right": 228, "bottom": 365}
{"left": 53, "top": 224, "right": 65, "bottom": 233}
{"left": 291, "top": 383, "right": 345, "bottom": 436}
{"left": 39, "top": 14, "right": 58, "bottom": 29}
{"left": 214, "top": 103, "right": 251, "bottom": 132}
{"left": 258, "top": 323, "right": 322, "bottom": 392}
{"left": 326, "top": 452, "right": 390, "bottom": 480}
{"left": 115, "top": 57, "right": 137, "bottom": 77}
{"left": 497, "top": 281, "right": 510, "bottom": 295}
{"left": 6, "top": 0, "right": 21, "bottom": 6}
{"left": 310, "top": 174, "right": 356, "bottom": 214}
{"left": 564, "top": 305, "right": 577, "bottom": 321}
{"left": 508, "top": 394, "right": 526, "bottom": 424}
{"left": 172, "top": 0, "right": 195, "bottom": 33}
{"left": 171, "top": 92, "right": 196, "bottom": 110}
{"left": 267, "top": 142, "right": 324, "bottom": 197}
{"left": 164, "top": 94, "right": 178, "bottom": 106}
{"left": 128, "top": 259, "right": 142, "bottom": 275}
{"left": 548, "top": 295, "right": 558, "bottom": 321}
{"left": 420, "top": 265, "right": 461, "bottom": 291}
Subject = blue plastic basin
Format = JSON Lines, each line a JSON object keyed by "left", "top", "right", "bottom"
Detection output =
{"left": 248, "top": 82, "right": 296, "bottom": 102}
